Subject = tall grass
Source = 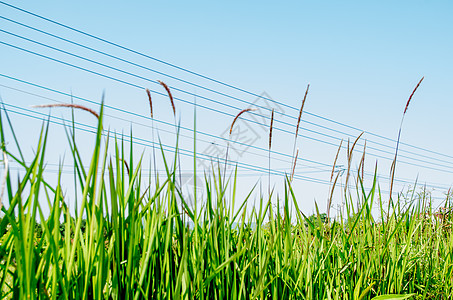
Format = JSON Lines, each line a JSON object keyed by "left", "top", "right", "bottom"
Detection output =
{"left": 0, "top": 101, "right": 452, "bottom": 299}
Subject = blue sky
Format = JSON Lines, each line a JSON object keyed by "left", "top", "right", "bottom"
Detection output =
{"left": 1, "top": 1, "right": 452, "bottom": 215}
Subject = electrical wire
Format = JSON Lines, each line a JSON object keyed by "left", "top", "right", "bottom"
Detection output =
{"left": 0, "top": 24, "right": 451, "bottom": 170}
{"left": 0, "top": 104, "right": 333, "bottom": 185}
{"left": 1, "top": 0, "right": 451, "bottom": 163}
{"left": 2, "top": 17, "right": 448, "bottom": 170}
{"left": 0, "top": 81, "right": 334, "bottom": 172}
{"left": 2, "top": 96, "right": 451, "bottom": 193}
{"left": 0, "top": 40, "right": 451, "bottom": 174}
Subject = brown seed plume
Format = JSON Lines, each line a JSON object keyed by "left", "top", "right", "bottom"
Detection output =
{"left": 269, "top": 109, "right": 274, "bottom": 150}
{"left": 295, "top": 84, "right": 310, "bottom": 138}
{"left": 389, "top": 76, "right": 424, "bottom": 202}
{"left": 404, "top": 77, "right": 424, "bottom": 114}
{"left": 290, "top": 148, "right": 299, "bottom": 182}
{"left": 344, "top": 132, "right": 364, "bottom": 194}
{"left": 32, "top": 103, "right": 99, "bottom": 119}
{"left": 359, "top": 141, "right": 366, "bottom": 180}
{"left": 330, "top": 140, "right": 343, "bottom": 181}
{"left": 349, "top": 132, "right": 364, "bottom": 158}
{"left": 229, "top": 108, "right": 255, "bottom": 135}
{"left": 157, "top": 80, "right": 175, "bottom": 116}
{"left": 146, "top": 88, "right": 153, "bottom": 118}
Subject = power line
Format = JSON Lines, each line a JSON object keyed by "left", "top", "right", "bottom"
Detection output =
{"left": 1, "top": 40, "right": 451, "bottom": 174}
{"left": 5, "top": 105, "right": 442, "bottom": 194}
{"left": 3, "top": 16, "right": 444, "bottom": 169}
{"left": 0, "top": 81, "right": 334, "bottom": 172}
{"left": 1, "top": 0, "right": 451, "bottom": 162}
{"left": 0, "top": 22, "right": 451, "bottom": 170}
{"left": 2, "top": 70, "right": 453, "bottom": 180}
{"left": 2, "top": 90, "right": 451, "bottom": 193}
{"left": 0, "top": 104, "right": 333, "bottom": 185}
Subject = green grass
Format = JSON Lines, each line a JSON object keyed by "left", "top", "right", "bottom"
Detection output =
{"left": 0, "top": 104, "right": 452, "bottom": 299}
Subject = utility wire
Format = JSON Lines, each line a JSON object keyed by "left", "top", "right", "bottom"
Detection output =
{"left": 2, "top": 82, "right": 452, "bottom": 190}
{"left": 0, "top": 80, "right": 334, "bottom": 172}
{"left": 1, "top": 105, "right": 430, "bottom": 194}
{"left": 0, "top": 104, "right": 333, "bottom": 185}
{"left": 0, "top": 23, "right": 451, "bottom": 169}
{"left": 1, "top": 0, "right": 451, "bottom": 162}
{"left": 4, "top": 104, "right": 449, "bottom": 197}
{"left": 0, "top": 40, "right": 451, "bottom": 173}
{"left": 2, "top": 94, "right": 451, "bottom": 193}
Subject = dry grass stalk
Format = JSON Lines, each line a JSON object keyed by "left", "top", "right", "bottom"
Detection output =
{"left": 349, "top": 132, "right": 364, "bottom": 158}
{"left": 344, "top": 132, "right": 364, "bottom": 195}
{"left": 356, "top": 141, "right": 367, "bottom": 206}
{"left": 229, "top": 108, "right": 255, "bottom": 135}
{"left": 291, "top": 84, "right": 310, "bottom": 177}
{"left": 146, "top": 88, "right": 153, "bottom": 118}
{"left": 295, "top": 84, "right": 310, "bottom": 139}
{"left": 268, "top": 109, "right": 275, "bottom": 201}
{"left": 290, "top": 148, "right": 299, "bottom": 182}
{"left": 327, "top": 140, "right": 343, "bottom": 220}
{"left": 330, "top": 140, "right": 343, "bottom": 181}
{"left": 359, "top": 141, "right": 366, "bottom": 181}
{"left": 157, "top": 80, "right": 176, "bottom": 117}
{"left": 32, "top": 103, "right": 99, "bottom": 119}
{"left": 404, "top": 77, "right": 424, "bottom": 114}
{"left": 269, "top": 109, "right": 274, "bottom": 150}
{"left": 390, "top": 77, "right": 424, "bottom": 201}
{"left": 224, "top": 108, "right": 254, "bottom": 181}
{"left": 327, "top": 171, "right": 341, "bottom": 221}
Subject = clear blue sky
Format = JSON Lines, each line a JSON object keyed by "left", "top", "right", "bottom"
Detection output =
{"left": 1, "top": 1, "right": 452, "bottom": 215}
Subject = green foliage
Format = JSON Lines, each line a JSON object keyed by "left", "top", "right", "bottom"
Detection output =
{"left": 0, "top": 105, "right": 452, "bottom": 299}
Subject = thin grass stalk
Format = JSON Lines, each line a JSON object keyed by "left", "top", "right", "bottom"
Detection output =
{"left": 192, "top": 94, "right": 198, "bottom": 211}
{"left": 344, "top": 132, "right": 364, "bottom": 198}
{"left": 268, "top": 109, "right": 274, "bottom": 198}
{"left": 356, "top": 141, "right": 367, "bottom": 208}
{"left": 145, "top": 88, "right": 158, "bottom": 191}
{"left": 224, "top": 108, "right": 255, "bottom": 179}
{"left": 146, "top": 88, "right": 153, "bottom": 118}
{"left": 291, "top": 84, "right": 309, "bottom": 171}
{"left": 389, "top": 77, "right": 424, "bottom": 202}
{"left": 157, "top": 80, "right": 175, "bottom": 117}
{"left": 157, "top": 80, "right": 184, "bottom": 216}
{"left": 326, "top": 140, "right": 343, "bottom": 220}
{"left": 359, "top": 140, "right": 366, "bottom": 182}
{"left": 290, "top": 148, "right": 299, "bottom": 182}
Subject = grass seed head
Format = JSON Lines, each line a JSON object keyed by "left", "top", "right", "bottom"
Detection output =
{"left": 290, "top": 148, "right": 299, "bottom": 181}
{"left": 404, "top": 76, "right": 424, "bottom": 114}
{"left": 295, "top": 84, "right": 310, "bottom": 138}
{"left": 157, "top": 80, "right": 176, "bottom": 117}
{"left": 146, "top": 88, "right": 153, "bottom": 118}
{"left": 269, "top": 109, "right": 274, "bottom": 150}
{"left": 230, "top": 108, "right": 255, "bottom": 135}
{"left": 32, "top": 103, "right": 99, "bottom": 119}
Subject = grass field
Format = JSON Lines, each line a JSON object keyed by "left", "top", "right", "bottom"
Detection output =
{"left": 0, "top": 100, "right": 452, "bottom": 299}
